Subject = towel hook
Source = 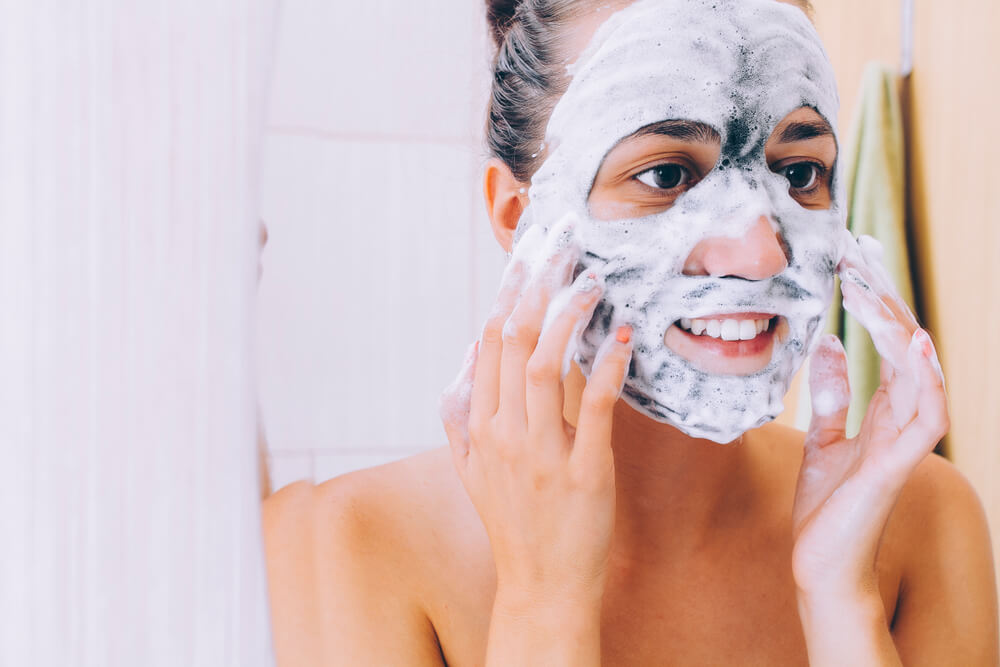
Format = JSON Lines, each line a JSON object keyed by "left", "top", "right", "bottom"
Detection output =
{"left": 900, "top": 0, "right": 914, "bottom": 77}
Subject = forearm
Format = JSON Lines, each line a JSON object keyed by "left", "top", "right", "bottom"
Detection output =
{"left": 485, "top": 589, "right": 602, "bottom": 667}
{"left": 797, "top": 590, "right": 902, "bottom": 667}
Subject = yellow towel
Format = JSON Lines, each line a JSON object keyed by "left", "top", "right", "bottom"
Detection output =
{"left": 797, "top": 62, "right": 917, "bottom": 436}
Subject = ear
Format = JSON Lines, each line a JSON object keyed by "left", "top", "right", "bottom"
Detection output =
{"left": 483, "top": 157, "right": 530, "bottom": 253}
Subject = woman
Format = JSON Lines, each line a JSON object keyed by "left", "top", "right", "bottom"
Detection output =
{"left": 262, "top": 0, "right": 998, "bottom": 664}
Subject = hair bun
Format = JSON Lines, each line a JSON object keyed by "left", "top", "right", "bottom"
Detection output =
{"left": 486, "top": 0, "right": 522, "bottom": 48}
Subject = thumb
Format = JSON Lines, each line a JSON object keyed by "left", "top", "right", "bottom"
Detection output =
{"left": 439, "top": 342, "right": 479, "bottom": 468}
{"left": 805, "top": 334, "right": 851, "bottom": 450}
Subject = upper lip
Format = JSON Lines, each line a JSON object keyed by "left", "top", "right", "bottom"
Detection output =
{"left": 680, "top": 312, "right": 777, "bottom": 321}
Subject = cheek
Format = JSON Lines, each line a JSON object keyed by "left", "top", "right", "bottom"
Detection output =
{"left": 588, "top": 196, "right": 643, "bottom": 222}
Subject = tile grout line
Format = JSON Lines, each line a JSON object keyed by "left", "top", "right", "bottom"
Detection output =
{"left": 266, "top": 124, "right": 477, "bottom": 146}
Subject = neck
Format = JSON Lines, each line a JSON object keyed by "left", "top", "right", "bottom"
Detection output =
{"left": 607, "top": 400, "right": 764, "bottom": 564}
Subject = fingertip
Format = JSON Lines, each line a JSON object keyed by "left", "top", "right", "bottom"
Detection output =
{"left": 591, "top": 325, "right": 634, "bottom": 387}
{"left": 809, "top": 334, "right": 849, "bottom": 409}
{"left": 815, "top": 332, "right": 844, "bottom": 354}
{"left": 909, "top": 328, "right": 946, "bottom": 389}
{"left": 811, "top": 334, "right": 846, "bottom": 371}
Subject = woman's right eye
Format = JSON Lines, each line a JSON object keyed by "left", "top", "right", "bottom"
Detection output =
{"left": 635, "top": 163, "right": 692, "bottom": 190}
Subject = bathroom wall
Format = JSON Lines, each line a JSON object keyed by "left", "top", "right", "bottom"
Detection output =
{"left": 257, "top": 1, "right": 503, "bottom": 490}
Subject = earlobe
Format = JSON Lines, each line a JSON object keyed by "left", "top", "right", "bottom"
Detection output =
{"left": 483, "top": 158, "right": 529, "bottom": 253}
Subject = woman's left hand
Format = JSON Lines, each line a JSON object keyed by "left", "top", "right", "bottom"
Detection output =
{"left": 791, "top": 234, "right": 949, "bottom": 606}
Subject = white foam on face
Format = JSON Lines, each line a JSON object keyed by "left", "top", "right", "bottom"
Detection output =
{"left": 512, "top": 0, "right": 847, "bottom": 443}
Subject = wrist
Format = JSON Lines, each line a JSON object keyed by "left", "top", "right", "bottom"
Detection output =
{"left": 794, "top": 565, "right": 880, "bottom": 607}
{"left": 797, "top": 586, "right": 887, "bottom": 628}
{"left": 796, "top": 589, "right": 901, "bottom": 667}
{"left": 493, "top": 584, "right": 604, "bottom": 623}
{"left": 487, "top": 587, "right": 604, "bottom": 667}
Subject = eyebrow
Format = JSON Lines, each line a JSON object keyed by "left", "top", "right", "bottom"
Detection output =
{"left": 632, "top": 120, "right": 721, "bottom": 144}
{"left": 775, "top": 119, "right": 834, "bottom": 143}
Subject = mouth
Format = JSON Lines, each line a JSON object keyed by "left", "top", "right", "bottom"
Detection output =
{"left": 675, "top": 314, "right": 777, "bottom": 341}
{"left": 664, "top": 312, "right": 783, "bottom": 375}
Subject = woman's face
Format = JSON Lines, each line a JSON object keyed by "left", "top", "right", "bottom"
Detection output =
{"left": 512, "top": 0, "right": 845, "bottom": 442}
{"left": 587, "top": 106, "right": 838, "bottom": 376}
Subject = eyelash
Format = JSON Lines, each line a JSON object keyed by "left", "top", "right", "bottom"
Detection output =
{"left": 633, "top": 162, "right": 694, "bottom": 192}
{"left": 631, "top": 160, "right": 828, "bottom": 196}
{"left": 780, "top": 161, "right": 827, "bottom": 194}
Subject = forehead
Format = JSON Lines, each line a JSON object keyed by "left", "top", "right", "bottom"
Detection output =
{"left": 548, "top": 0, "right": 838, "bottom": 159}
{"left": 564, "top": 0, "right": 812, "bottom": 64}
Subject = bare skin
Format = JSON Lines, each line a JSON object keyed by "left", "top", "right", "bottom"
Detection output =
{"left": 262, "top": 4, "right": 998, "bottom": 665}
{"left": 263, "top": 432, "right": 996, "bottom": 665}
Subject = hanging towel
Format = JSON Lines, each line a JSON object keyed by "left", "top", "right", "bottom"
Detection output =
{"left": 797, "top": 62, "right": 917, "bottom": 436}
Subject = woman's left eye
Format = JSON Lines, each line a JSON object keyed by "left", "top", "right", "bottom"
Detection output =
{"left": 781, "top": 162, "right": 822, "bottom": 190}
{"left": 635, "top": 163, "right": 691, "bottom": 190}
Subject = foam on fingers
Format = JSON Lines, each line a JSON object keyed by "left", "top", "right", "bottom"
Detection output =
{"left": 809, "top": 335, "right": 850, "bottom": 418}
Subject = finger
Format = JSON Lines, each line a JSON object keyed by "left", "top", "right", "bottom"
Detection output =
{"left": 440, "top": 342, "right": 480, "bottom": 466}
{"left": 884, "top": 330, "right": 925, "bottom": 429}
{"left": 857, "top": 236, "right": 920, "bottom": 330}
{"left": 525, "top": 271, "right": 603, "bottom": 433}
{"left": 498, "top": 248, "right": 575, "bottom": 421}
{"left": 883, "top": 329, "right": 949, "bottom": 473}
{"left": 840, "top": 269, "right": 912, "bottom": 370}
{"left": 572, "top": 326, "right": 632, "bottom": 474}
{"left": 840, "top": 235, "right": 919, "bottom": 331}
{"left": 472, "top": 260, "right": 529, "bottom": 422}
{"left": 805, "top": 334, "right": 851, "bottom": 449}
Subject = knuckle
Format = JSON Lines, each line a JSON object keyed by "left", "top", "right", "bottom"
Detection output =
{"left": 492, "top": 421, "right": 523, "bottom": 460}
{"left": 581, "top": 390, "right": 617, "bottom": 415}
{"left": 493, "top": 437, "right": 520, "bottom": 461}
{"left": 467, "top": 417, "right": 489, "bottom": 445}
{"left": 525, "top": 356, "right": 559, "bottom": 388}
{"left": 530, "top": 464, "right": 556, "bottom": 491}
{"left": 481, "top": 319, "right": 505, "bottom": 347}
{"left": 503, "top": 316, "right": 541, "bottom": 349}
{"left": 569, "top": 460, "right": 613, "bottom": 494}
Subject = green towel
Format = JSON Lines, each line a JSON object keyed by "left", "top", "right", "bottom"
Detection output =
{"left": 796, "top": 62, "right": 916, "bottom": 436}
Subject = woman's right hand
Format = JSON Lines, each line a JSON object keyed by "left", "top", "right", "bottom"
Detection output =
{"left": 439, "top": 241, "right": 633, "bottom": 615}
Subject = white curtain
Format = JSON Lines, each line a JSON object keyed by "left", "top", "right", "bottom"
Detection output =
{"left": 0, "top": 1, "right": 276, "bottom": 664}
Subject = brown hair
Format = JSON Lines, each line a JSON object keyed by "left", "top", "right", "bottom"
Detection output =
{"left": 484, "top": 0, "right": 815, "bottom": 182}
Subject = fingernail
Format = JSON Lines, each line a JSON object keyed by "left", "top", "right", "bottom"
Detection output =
{"left": 913, "top": 328, "right": 933, "bottom": 358}
{"left": 616, "top": 325, "right": 632, "bottom": 344}
{"left": 575, "top": 271, "right": 601, "bottom": 294}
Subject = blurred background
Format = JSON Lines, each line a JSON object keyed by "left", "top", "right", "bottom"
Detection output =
{"left": 257, "top": 0, "right": 1000, "bottom": 595}
{"left": 256, "top": 1, "right": 503, "bottom": 487}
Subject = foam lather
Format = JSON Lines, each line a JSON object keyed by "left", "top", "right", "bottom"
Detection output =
{"left": 513, "top": 0, "right": 848, "bottom": 443}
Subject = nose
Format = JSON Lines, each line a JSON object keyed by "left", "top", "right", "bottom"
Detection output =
{"left": 682, "top": 214, "right": 788, "bottom": 280}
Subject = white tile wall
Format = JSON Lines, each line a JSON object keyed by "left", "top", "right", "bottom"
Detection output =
{"left": 267, "top": 0, "right": 491, "bottom": 141}
{"left": 258, "top": 0, "right": 507, "bottom": 491}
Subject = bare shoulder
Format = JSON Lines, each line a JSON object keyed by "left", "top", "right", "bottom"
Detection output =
{"left": 262, "top": 447, "right": 465, "bottom": 666}
{"left": 884, "top": 453, "right": 999, "bottom": 665}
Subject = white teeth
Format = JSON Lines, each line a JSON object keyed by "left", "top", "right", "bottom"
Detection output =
{"left": 678, "top": 317, "right": 775, "bottom": 341}
{"left": 720, "top": 319, "right": 740, "bottom": 341}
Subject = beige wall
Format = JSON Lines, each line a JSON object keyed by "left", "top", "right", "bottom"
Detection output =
{"left": 812, "top": 0, "right": 1000, "bottom": 591}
